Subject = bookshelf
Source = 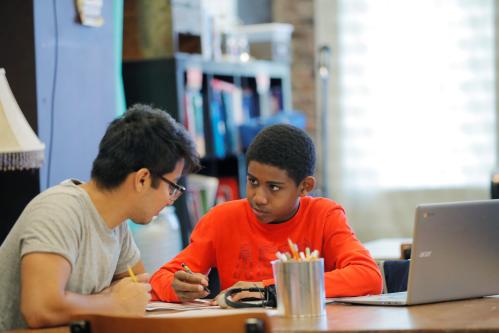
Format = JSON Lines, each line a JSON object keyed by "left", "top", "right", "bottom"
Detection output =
{"left": 123, "top": 53, "right": 292, "bottom": 246}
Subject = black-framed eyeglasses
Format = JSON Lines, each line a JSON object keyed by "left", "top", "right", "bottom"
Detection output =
{"left": 157, "top": 175, "right": 186, "bottom": 201}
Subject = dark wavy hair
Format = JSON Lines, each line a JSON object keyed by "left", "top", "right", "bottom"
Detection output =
{"left": 91, "top": 104, "right": 200, "bottom": 189}
{"left": 246, "top": 124, "right": 316, "bottom": 185}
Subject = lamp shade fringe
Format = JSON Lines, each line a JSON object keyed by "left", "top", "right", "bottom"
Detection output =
{"left": 0, "top": 150, "right": 45, "bottom": 171}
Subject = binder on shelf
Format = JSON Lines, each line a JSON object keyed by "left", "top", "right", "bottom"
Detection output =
{"left": 209, "top": 88, "right": 227, "bottom": 158}
{"left": 242, "top": 87, "right": 259, "bottom": 119}
{"left": 216, "top": 177, "right": 240, "bottom": 204}
{"left": 184, "top": 89, "right": 206, "bottom": 157}
{"left": 256, "top": 72, "right": 271, "bottom": 119}
{"left": 184, "top": 67, "right": 206, "bottom": 156}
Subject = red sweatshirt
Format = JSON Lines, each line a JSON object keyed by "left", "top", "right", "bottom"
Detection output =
{"left": 150, "top": 197, "right": 382, "bottom": 302}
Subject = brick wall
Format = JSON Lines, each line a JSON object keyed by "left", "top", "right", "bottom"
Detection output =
{"left": 123, "top": 0, "right": 173, "bottom": 60}
{"left": 273, "top": 0, "right": 317, "bottom": 137}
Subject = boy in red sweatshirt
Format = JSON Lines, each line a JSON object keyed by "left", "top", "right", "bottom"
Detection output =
{"left": 150, "top": 124, "right": 382, "bottom": 303}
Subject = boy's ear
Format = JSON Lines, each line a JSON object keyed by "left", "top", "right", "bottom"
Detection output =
{"left": 134, "top": 168, "right": 151, "bottom": 191}
{"left": 299, "top": 176, "right": 316, "bottom": 196}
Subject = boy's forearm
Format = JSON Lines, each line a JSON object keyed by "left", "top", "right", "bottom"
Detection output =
{"left": 150, "top": 266, "right": 180, "bottom": 302}
{"left": 22, "top": 290, "right": 117, "bottom": 328}
{"left": 149, "top": 240, "right": 213, "bottom": 302}
{"left": 324, "top": 259, "right": 383, "bottom": 297}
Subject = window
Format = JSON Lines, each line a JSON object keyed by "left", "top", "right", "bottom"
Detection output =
{"left": 337, "top": 0, "right": 496, "bottom": 190}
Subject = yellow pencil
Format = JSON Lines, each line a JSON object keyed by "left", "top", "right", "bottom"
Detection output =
{"left": 181, "top": 263, "right": 210, "bottom": 292}
{"left": 127, "top": 265, "right": 138, "bottom": 283}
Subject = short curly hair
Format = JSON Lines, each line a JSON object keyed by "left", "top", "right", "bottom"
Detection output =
{"left": 246, "top": 124, "right": 316, "bottom": 185}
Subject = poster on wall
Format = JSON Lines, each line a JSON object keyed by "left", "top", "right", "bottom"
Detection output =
{"left": 75, "top": 0, "right": 104, "bottom": 27}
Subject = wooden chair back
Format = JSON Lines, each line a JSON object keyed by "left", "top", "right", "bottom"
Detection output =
{"left": 70, "top": 311, "right": 271, "bottom": 333}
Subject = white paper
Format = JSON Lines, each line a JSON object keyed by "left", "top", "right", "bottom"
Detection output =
{"left": 146, "top": 299, "right": 219, "bottom": 312}
{"left": 147, "top": 308, "right": 277, "bottom": 318}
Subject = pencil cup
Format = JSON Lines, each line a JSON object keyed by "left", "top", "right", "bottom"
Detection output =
{"left": 271, "top": 258, "right": 326, "bottom": 318}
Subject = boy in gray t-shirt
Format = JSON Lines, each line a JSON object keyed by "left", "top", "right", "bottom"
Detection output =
{"left": 0, "top": 104, "right": 200, "bottom": 331}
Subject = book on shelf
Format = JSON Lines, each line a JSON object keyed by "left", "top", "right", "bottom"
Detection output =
{"left": 210, "top": 79, "right": 245, "bottom": 156}
{"left": 186, "top": 174, "right": 219, "bottom": 227}
{"left": 270, "top": 85, "right": 283, "bottom": 115}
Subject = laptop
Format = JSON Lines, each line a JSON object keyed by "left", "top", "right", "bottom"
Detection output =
{"left": 334, "top": 199, "right": 499, "bottom": 306}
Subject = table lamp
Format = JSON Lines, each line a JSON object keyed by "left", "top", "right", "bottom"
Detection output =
{"left": 0, "top": 68, "right": 44, "bottom": 171}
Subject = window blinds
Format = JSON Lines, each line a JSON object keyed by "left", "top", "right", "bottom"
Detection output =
{"left": 337, "top": 0, "right": 496, "bottom": 190}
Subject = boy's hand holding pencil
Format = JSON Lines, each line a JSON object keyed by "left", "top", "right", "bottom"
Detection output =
{"left": 171, "top": 263, "right": 211, "bottom": 302}
{"left": 106, "top": 266, "right": 151, "bottom": 316}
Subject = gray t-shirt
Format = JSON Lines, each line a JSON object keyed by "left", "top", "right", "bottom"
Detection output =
{"left": 0, "top": 179, "right": 140, "bottom": 331}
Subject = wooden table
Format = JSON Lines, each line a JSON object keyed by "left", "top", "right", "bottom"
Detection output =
{"left": 274, "top": 296, "right": 499, "bottom": 332}
{"left": 8, "top": 296, "right": 499, "bottom": 333}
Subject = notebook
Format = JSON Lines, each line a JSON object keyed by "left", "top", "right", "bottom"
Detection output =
{"left": 334, "top": 199, "right": 499, "bottom": 306}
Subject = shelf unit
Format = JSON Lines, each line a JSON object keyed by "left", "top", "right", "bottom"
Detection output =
{"left": 123, "top": 53, "right": 292, "bottom": 246}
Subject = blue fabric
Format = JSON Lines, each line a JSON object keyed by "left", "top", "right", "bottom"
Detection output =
{"left": 383, "top": 260, "right": 410, "bottom": 293}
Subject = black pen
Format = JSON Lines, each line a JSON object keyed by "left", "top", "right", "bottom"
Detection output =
{"left": 181, "top": 263, "right": 210, "bottom": 293}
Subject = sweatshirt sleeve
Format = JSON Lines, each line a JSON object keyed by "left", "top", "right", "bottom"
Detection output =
{"left": 149, "top": 213, "right": 217, "bottom": 302}
{"left": 323, "top": 208, "right": 383, "bottom": 297}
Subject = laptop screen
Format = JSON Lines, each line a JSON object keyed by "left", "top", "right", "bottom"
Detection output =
{"left": 407, "top": 199, "right": 499, "bottom": 304}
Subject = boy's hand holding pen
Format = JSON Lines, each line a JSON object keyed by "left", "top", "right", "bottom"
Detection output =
{"left": 171, "top": 263, "right": 211, "bottom": 302}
